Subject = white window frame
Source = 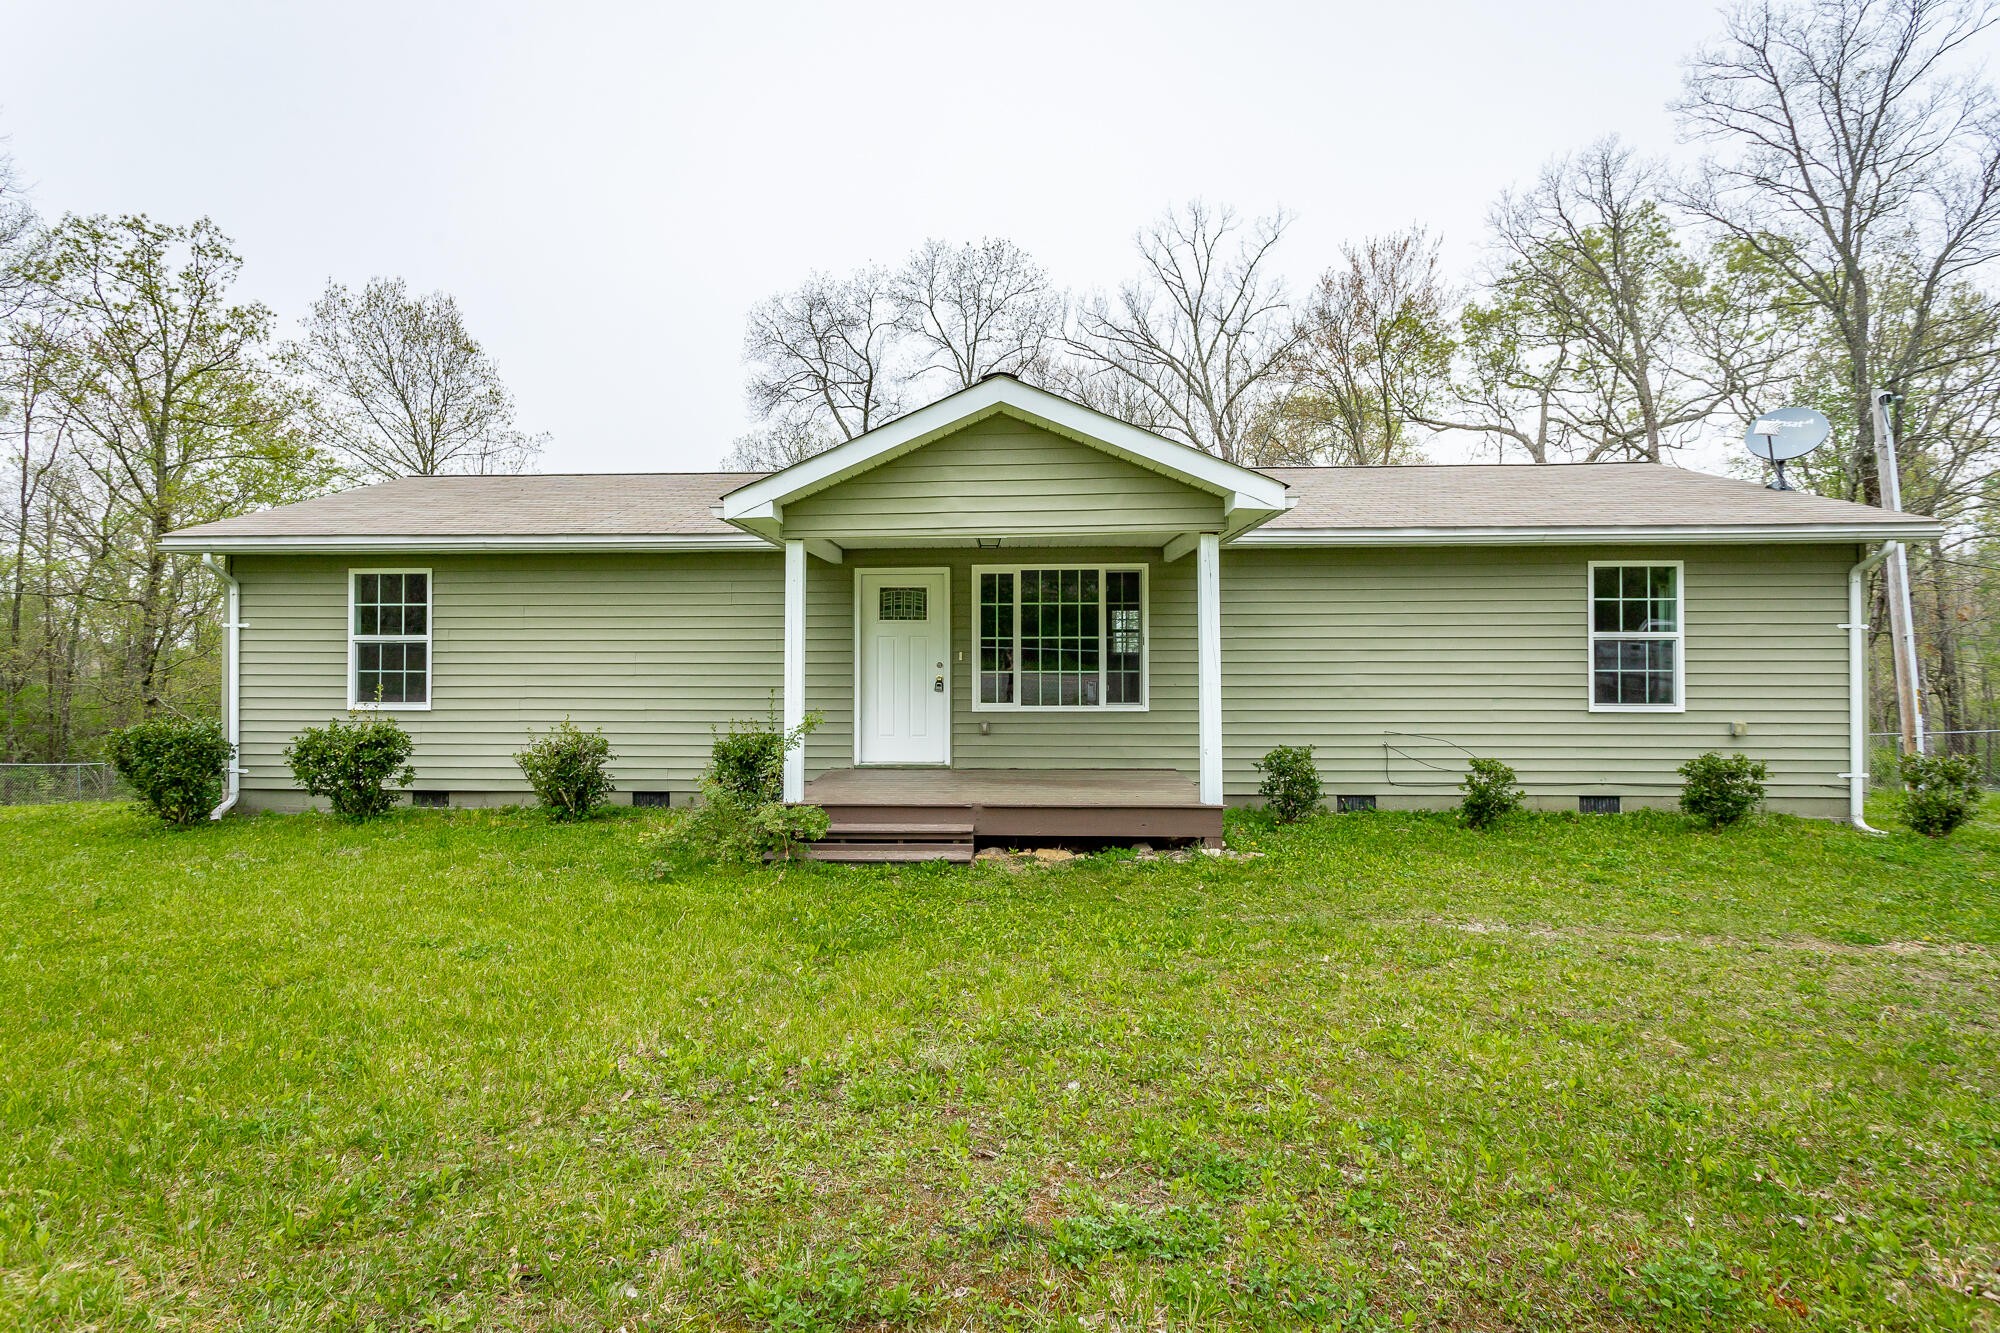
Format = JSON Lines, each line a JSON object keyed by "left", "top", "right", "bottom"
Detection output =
{"left": 347, "top": 567, "right": 433, "bottom": 711}
{"left": 1586, "top": 559, "right": 1685, "bottom": 714}
{"left": 972, "top": 563, "right": 1150, "bottom": 713}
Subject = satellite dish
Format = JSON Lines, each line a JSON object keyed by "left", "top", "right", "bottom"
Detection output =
{"left": 1744, "top": 407, "right": 1830, "bottom": 490}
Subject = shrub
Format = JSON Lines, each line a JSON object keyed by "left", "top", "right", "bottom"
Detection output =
{"left": 707, "top": 718, "right": 786, "bottom": 806}
{"left": 514, "top": 719, "right": 616, "bottom": 821}
{"left": 1677, "top": 751, "right": 1767, "bottom": 828}
{"left": 1253, "top": 744, "right": 1322, "bottom": 823}
{"left": 107, "top": 717, "right": 233, "bottom": 826}
{"left": 750, "top": 800, "right": 832, "bottom": 860}
{"left": 1899, "top": 751, "right": 1982, "bottom": 838}
{"left": 284, "top": 713, "right": 416, "bottom": 820}
{"left": 663, "top": 710, "right": 825, "bottom": 865}
{"left": 1459, "top": 757, "right": 1523, "bottom": 829}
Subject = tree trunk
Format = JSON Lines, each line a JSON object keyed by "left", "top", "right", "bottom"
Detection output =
{"left": 1928, "top": 562, "right": 1965, "bottom": 748}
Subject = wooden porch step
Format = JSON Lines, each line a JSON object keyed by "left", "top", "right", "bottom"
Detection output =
{"left": 801, "top": 841, "right": 975, "bottom": 863}
{"left": 822, "top": 819, "right": 975, "bottom": 839}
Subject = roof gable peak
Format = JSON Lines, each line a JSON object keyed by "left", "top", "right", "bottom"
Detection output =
{"left": 717, "top": 377, "right": 1292, "bottom": 542}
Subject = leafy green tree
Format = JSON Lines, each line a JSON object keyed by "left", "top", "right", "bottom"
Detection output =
{"left": 1432, "top": 141, "right": 1790, "bottom": 462}
{"left": 1273, "top": 227, "right": 1453, "bottom": 465}
{"left": 28, "top": 215, "right": 332, "bottom": 718}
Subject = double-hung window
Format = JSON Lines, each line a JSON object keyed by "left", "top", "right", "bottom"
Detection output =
{"left": 349, "top": 569, "right": 431, "bottom": 709}
{"left": 1588, "top": 562, "right": 1682, "bottom": 710}
{"left": 976, "top": 565, "right": 1147, "bottom": 709}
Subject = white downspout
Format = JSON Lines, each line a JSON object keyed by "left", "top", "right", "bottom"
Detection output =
{"left": 206, "top": 554, "right": 245, "bottom": 820}
{"left": 1847, "top": 544, "right": 1893, "bottom": 833}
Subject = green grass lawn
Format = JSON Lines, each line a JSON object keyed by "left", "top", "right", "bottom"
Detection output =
{"left": 2, "top": 799, "right": 1996, "bottom": 1331}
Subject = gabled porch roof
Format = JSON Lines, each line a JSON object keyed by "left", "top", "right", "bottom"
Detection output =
{"left": 714, "top": 374, "right": 1294, "bottom": 550}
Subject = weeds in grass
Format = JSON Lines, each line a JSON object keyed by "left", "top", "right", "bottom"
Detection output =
{"left": 1621, "top": 1243, "right": 1749, "bottom": 1324}
{"left": 1048, "top": 1202, "right": 1226, "bottom": 1265}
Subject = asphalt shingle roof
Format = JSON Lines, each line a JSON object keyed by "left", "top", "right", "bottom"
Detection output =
{"left": 1254, "top": 463, "right": 1923, "bottom": 531}
{"left": 164, "top": 461, "right": 1932, "bottom": 545}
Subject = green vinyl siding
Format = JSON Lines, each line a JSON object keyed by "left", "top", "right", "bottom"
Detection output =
{"left": 1220, "top": 543, "right": 1854, "bottom": 814}
{"left": 232, "top": 552, "right": 783, "bottom": 803}
{"left": 226, "top": 540, "right": 1857, "bottom": 818}
{"left": 802, "top": 547, "right": 1197, "bottom": 776}
{"left": 780, "top": 414, "right": 1224, "bottom": 541}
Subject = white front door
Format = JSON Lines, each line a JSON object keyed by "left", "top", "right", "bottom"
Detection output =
{"left": 857, "top": 569, "right": 950, "bottom": 765}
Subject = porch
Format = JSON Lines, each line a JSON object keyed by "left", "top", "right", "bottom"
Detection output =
{"left": 708, "top": 378, "right": 1297, "bottom": 817}
{"left": 800, "top": 767, "right": 1224, "bottom": 862}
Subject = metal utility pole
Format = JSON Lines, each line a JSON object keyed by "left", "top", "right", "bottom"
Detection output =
{"left": 1870, "top": 388, "right": 1926, "bottom": 756}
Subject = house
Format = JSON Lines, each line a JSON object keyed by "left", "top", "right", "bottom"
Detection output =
{"left": 162, "top": 375, "right": 1939, "bottom": 856}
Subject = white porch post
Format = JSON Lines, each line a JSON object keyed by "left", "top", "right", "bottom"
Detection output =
{"left": 783, "top": 539, "right": 807, "bottom": 803}
{"left": 1196, "top": 532, "right": 1223, "bottom": 806}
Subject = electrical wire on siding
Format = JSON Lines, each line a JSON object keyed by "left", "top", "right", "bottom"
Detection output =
{"left": 1380, "top": 732, "right": 1479, "bottom": 788}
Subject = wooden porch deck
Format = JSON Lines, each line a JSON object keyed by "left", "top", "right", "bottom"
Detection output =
{"left": 800, "top": 767, "right": 1222, "bottom": 862}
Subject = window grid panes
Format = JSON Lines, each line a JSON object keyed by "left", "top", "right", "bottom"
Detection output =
{"left": 1589, "top": 564, "right": 1679, "bottom": 708}
{"left": 353, "top": 571, "right": 430, "bottom": 706}
{"left": 976, "top": 566, "right": 1144, "bottom": 708}
{"left": 1106, "top": 570, "right": 1143, "bottom": 704}
{"left": 978, "top": 572, "right": 1015, "bottom": 704}
{"left": 1020, "top": 568, "right": 1100, "bottom": 706}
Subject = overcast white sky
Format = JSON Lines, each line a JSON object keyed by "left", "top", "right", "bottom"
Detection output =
{"left": 1, "top": 0, "right": 1940, "bottom": 475}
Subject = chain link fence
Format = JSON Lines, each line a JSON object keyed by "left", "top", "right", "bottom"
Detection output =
{"left": 1869, "top": 730, "right": 2000, "bottom": 789}
{"left": 0, "top": 763, "right": 131, "bottom": 806}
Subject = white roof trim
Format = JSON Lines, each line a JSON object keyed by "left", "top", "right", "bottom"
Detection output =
{"left": 716, "top": 376, "right": 1291, "bottom": 528}
{"left": 162, "top": 521, "right": 1939, "bottom": 555}
{"left": 1234, "top": 521, "right": 1944, "bottom": 547}
{"left": 158, "top": 533, "right": 770, "bottom": 554}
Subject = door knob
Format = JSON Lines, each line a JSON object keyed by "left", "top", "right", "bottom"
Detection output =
{"left": 933, "top": 675, "right": 945, "bottom": 692}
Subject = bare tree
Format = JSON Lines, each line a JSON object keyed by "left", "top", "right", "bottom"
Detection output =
{"left": 0, "top": 313, "right": 73, "bottom": 752}
{"left": 743, "top": 268, "right": 904, "bottom": 441}
{"left": 1675, "top": 0, "right": 2000, "bottom": 501}
{"left": 0, "top": 148, "right": 36, "bottom": 318}
{"left": 1428, "top": 141, "right": 1798, "bottom": 462}
{"left": 1071, "top": 202, "right": 1303, "bottom": 461}
{"left": 721, "top": 417, "right": 834, "bottom": 471}
{"left": 287, "top": 278, "right": 543, "bottom": 480}
{"left": 1498, "top": 141, "right": 1768, "bottom": 460}
{"left": 896, "top": 237, "right": 1064, "bottom": 388}
{"left": 1275, "top": 227, "right": 1454, "bottom": 464}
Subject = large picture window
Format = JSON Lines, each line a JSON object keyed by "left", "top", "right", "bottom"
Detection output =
{"left": 350, "top": 569, "right": 431, "bottom": 709}
{"left": 976, "top": 565, "right": 1147, "bottom": 709}
{"left": 1588, "top": 562, "right": 1682, "bottom": 710}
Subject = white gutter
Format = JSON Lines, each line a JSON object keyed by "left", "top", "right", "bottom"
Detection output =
{"left": 162, "top": 522, "right": 1946, "bottom": 556}
{"left": 159, "top": 533, "right": 768, "bottom": 555}
{"left": 1846, "top": 544, "right": 1895, "bottom": 833}
{"left": 1234, "top": 521, "right": 1946, "bottom": 547}
{"left": 206, "top": 555, "right": 246, "bottom": 821}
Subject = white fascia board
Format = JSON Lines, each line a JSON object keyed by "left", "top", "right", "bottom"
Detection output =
{"left": 1232, "top": 521, "right": 1946, "bottom": 547}
{"left": 717, "top": 377, "right": 1290, "bottom": 521}
{"left": 157, "top": 533, "right": 773, "bottom": 554}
